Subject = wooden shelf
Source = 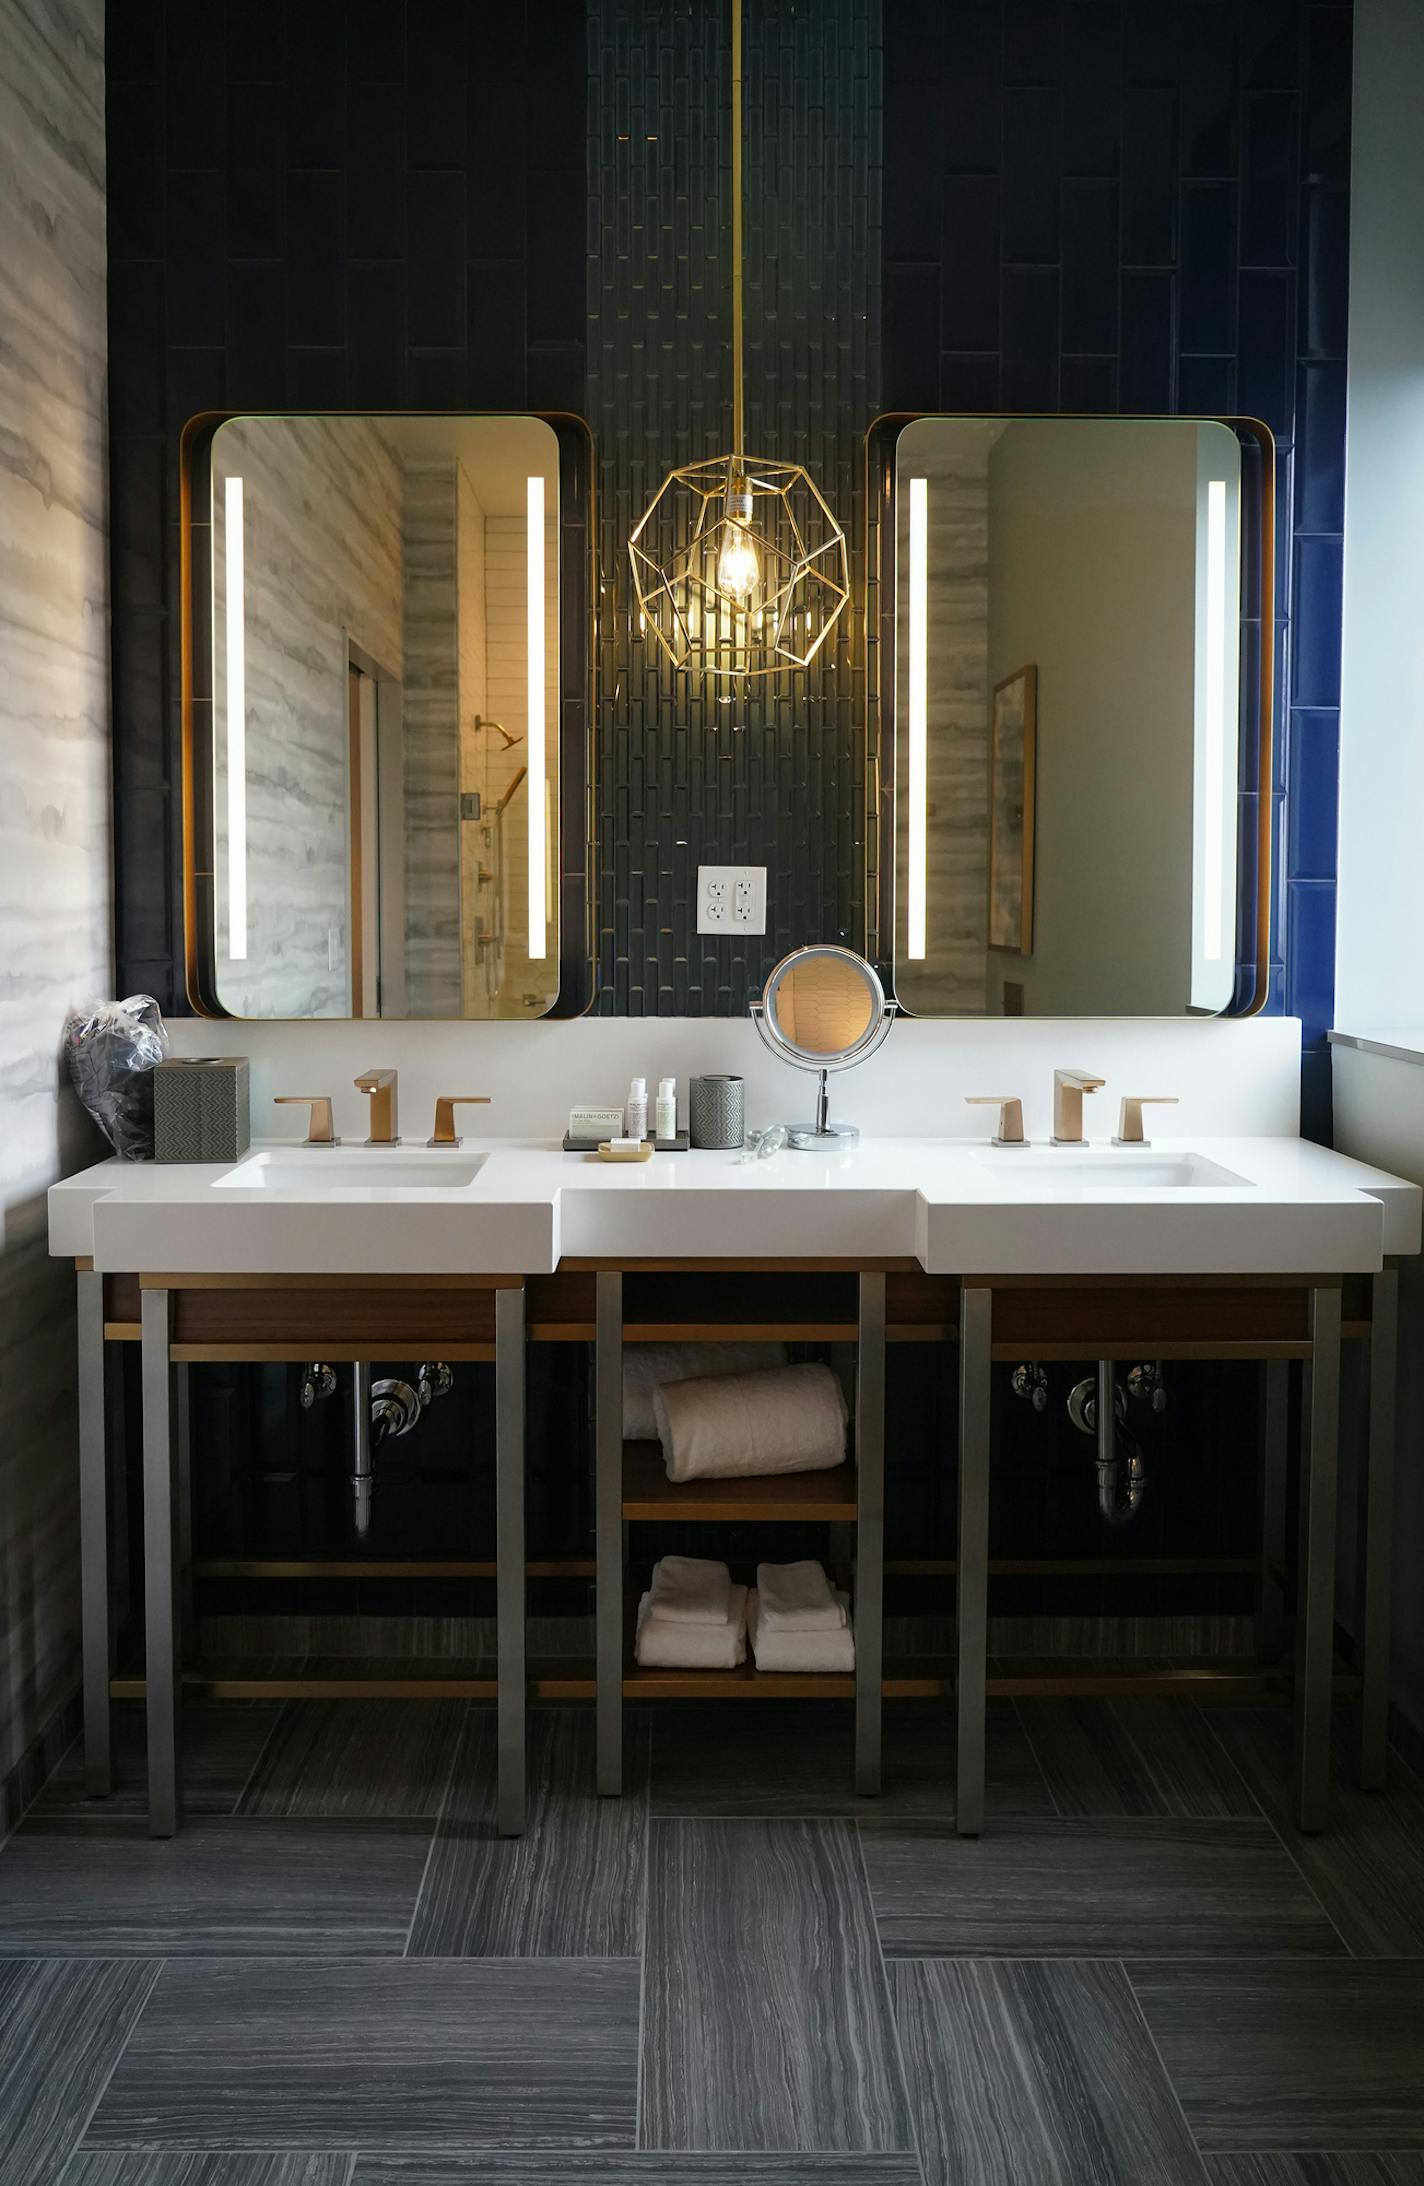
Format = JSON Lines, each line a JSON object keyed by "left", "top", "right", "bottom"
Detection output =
{"left": 621, "top": 1440, "right": 857, "bottom": 1521}
{"left": 624, "top": 1662, "right": 856, "bottom": 1698}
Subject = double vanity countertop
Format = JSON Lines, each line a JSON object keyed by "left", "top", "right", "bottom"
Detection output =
{"left": 48, "top": 1134, "right": 1422, "bottom": 1278}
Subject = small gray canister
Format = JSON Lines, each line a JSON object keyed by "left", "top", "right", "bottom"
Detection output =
{"left": 689, "top": 1073, "right": 745, "bottom": 1149}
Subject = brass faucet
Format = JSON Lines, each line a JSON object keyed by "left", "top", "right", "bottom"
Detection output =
{"left": 354, "top": 1068, "right": 399, "bottom": 1145}
{"left": 1052, "top": 1069, "right": 1105, "bottom": 1146}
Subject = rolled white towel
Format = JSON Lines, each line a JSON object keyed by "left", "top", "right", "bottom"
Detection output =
{"left": 623, "top": 1340, "right": 788, "bottom": 1440}
{"left": 653, "top": 1362, "right": 848, "bottom": 1482}
{"left": 756, "top": 1559, "right": 847, "bottom": 1633}
{"left": 635, "top": 1585, "right": 748, "bottom": 1670}
{"left": 648, "top": 1553, "right": 733, "bottom": 1627}
{"left": 748, "top": 1587, "right": 855, "bottom": 1673}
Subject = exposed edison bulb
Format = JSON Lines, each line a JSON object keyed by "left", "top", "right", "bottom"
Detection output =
{"left": 716, "top": 517, "right": 760, "bottom": 602}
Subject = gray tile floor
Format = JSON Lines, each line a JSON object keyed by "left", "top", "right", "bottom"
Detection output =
{"left": 1, "top": 1698, "right": 1422, "bottom": 2185}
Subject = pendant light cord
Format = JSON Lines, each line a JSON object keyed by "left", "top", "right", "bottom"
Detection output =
{"left": 730, "top": 0, "right": 745, "bottom": 462}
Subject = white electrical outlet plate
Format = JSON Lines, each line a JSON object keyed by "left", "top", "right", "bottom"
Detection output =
{"left": 697, "top": 864, "right": 767, "bottom": 935}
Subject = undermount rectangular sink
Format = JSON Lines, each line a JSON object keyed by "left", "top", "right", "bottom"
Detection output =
{"left": 971, "top": 1150, "right": 1252, "bottom": 1190}
{"left": 214, "top": 1150, "right": 488, "bottom": 1193}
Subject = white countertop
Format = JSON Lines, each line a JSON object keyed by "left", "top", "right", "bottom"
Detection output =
{"left": 48, "top": 1134, "right": 1422, "bottom": 1278}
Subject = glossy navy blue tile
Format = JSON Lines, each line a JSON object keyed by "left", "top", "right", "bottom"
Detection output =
{"left": 527, "top": 169, "right": 583, "bottom": 344}
{"left": 1242, "top": 91, "right": 1300, "bottom": 267}
{"left": 1295, "top": 361, "right": 1346, "bottom": 535}
{"left": 407, "top": 171, "right": 465, "bottom": 347}
{"left": 1123, "top": 87, "right": 1178, "bottom": 264}
{"left": 1003, "top": 89, "right": 1061, "bottom": 263}
{"left": 227, "top": 83, "right": 285, "bottom": 258}
{"left": 227, "top": 0, "right": 286, "bottom": 82}
{"left": 1244, "top": 0, "right": 1301, "bottom": 88}
{"left": 884, "top": 82, "right": 943, "bottom": 256}
{"left": 167, "top": 171, "right": 228, "bottom": 347}
{"left": 1001, "top": 267, "right": 1059, "bottom": 409}
{"left": 227, "top": 259, "right": 286, "bottom": 405}
{"left": 1293, "top": 535, "right": 1343, "bottom": 709}
{"left": 885, "top": 0, "right": 944, "bottom": 86}
{"left": 942, "top": 5, "right": 1001, "bottom": 175}
{"left": 525, "top": 20, "right": 586, "bottom": 177}
{"left": 1303, "top": 1, "right": 1353, "bottom": 183}
{"left": 347, "top": 0, "right": 406, "bottom": 81}
{"left": 1180, "top": 1, "right": 1240, "bottom": 176}
{"left": 1286, "top": 880, "right": 1337, "bottom": 1048}
{"left": 1120, "top": 269, "right": 1174, "bottom": 410}
{"left": 287, "top": 4, "right": 348, "bottom": 164}
{"left": 347, "top": 81, "right": 405, "bottom": 257}
{"left": 106, "top": 82, "right": 166, "bottom": 261}
{"left": 527, "top": 340, "right": 583, "bottom": 415}
{"left": 1237, "top": 269, "right": 1296, "bottom": 439}
{"left": 348, "top": 259, "right": 405, "bottom": 405}
{"left": 1286, "top": 709, "right": 1340, "bottom": 884}
{"left": 406, "top": 5, "right": 467, "bottom": 169}
{"left": 1063, "top": 1, "right": 1123, "bottom": 176}
{"left": 407, "top": 349, "right": 465, "bottom": 408}
{"left": 286, "top": 346, "right": 349, "bottom": 407}
{"left": 1062, "top": 181, "right": 1120, "bottom": 353}
{"left": 1300, "top": 1044, "right": 1333, "bottom": 1144}
{"left": 1004, "top": 0, "right": 1063, "bottom": 89}
{"left": 466, "top": 100, "right": 528, "bottom": 258}
{"left": 1059, "top": 354, "right": 1117, "bottom": 410}
{"left": 1178, "top": 354, "right": 1236, "bottom": 412}
{"left": 107, "top": 2, "right": 165, "bottom": 83}
{"left": 168, "top": 8, "right": 227, "bottom": 162}
{"left": 935, "top": 352, "right": 998, "bottom": 409}
{"left": 467, "top": 261, "right": 529, "bottom": 405}
{"left": 286, "top": 170, "right": 346, "bottom": 346}
{"left": 941, "top": 177, "right": 1000, "bottom": 350}
{"left": 1180, "top": 182, "right": 1237, "bottom": 353}
{"left": 165, "top": 345, "right": 228, "bottom": 429}
{"left": 884, "top": 263, "right": 941, "bottom": 405}
{"left": 1302, "top": 185, "right": 1349, "bottom": 358}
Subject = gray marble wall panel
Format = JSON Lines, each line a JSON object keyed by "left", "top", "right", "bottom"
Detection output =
{"left": 402, "top": 463, "right": 463, "bottom": 1019}
{"left": 211, "top": 417, "right": 403, "bottom": 1020}
{"left": 0, "top": 0, "right": 111, "bottom": 1791}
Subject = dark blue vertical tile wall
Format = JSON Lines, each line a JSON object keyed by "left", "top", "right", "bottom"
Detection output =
{"left": 106, "top": 0, "right": 588, "bottom": 1012}
{"left": 587, "top": 0, "right": 881, "bottom": 1013}
{"left": 883, "top": 0, "right": 1351, "bottom": 1141}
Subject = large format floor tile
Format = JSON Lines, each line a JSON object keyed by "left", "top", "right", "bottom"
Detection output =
{"left": 863, "top": 1816, "right": 1345, "bottom": 1956}
{"left": 1205, "top": 1710, "right": 1424, "bottom": 1955}
{"left": 1204, "top": 2161, "right": 1424, "bottom": 2184}
{"left": 63, "top": 2158, "right": 355, "bottom": 2183}
{"left": 351, "top": 2158, "right": 925, "bottom": 2182}
{"left": 409, "top": 1711, "right": 648, "bottom": 1957}
{"left": 649, "top": 1700, "right": 1048, "bottom": 1822}
{"left": 0, "top": 1821, "right": 430, "bottom": 1955}
{"left": 1020, "top": 1697, "right": 1261, "bottom": 1818}
{"left": 891, "top": 1957, "right": 1207, "bottom": 2186}
{"left": 85, "top": 1958, "right": 640, "bottom": 2152}
{"left": 32, "top": 1706, "right": 282, "bottom": 1822}
{"left": 0, "top": 1958, "right": 159, "bottom": 2186}
{"left": 236, "top": 1703, "right": 465, "bottom": 1819}
{"left": 641, "top": 1819, "right": 914, "bottom": 2154}
{"left": 1128, "top": 1961, "right": 1424, "bottom": 2151}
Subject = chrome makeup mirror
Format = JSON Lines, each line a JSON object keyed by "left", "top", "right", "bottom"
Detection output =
{"left": 751, "top": 945, "right": 894, "bottom": 1150}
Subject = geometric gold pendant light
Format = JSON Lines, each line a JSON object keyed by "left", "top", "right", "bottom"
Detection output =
{"left": 628, "top": 0, "right": 850, "bottom": 678}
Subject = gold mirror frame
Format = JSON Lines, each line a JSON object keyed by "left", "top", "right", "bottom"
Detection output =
{"left": 178, "top": 408, "right": 599, "bottom": 1021}
{"left": 862, "top": 411, "right": 1276, "bottom": 1017}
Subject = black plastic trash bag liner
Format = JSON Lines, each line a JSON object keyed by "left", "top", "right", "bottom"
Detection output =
{"left": 63, "top": 995, "right": 168, "bottom": 1160}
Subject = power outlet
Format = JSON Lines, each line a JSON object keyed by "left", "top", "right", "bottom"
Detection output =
{"left": 697, "top": 864, "right": 767, "bottom": 935}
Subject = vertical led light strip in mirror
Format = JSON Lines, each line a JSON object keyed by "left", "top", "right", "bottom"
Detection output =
{"left": 1202, "top": 477, "right": 1228, "bottom": 962}
{"left": 907, "top": 474, "right": 929, "bottom": 959}
{"left": 526, "top": 473, "right": 546, "bottom": 961}
{"left": 224, "top": 475, "right": 247, "bottom": 960}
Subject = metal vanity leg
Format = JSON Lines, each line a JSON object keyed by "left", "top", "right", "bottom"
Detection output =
{"left": 956, "top": 1285, "right": 992, "bottom": 1836}
{"left": 1296, "top": 1283, "right": 1342, "bottom": 1833}
{"left": 495, "top": 1284, "right": 527, "bottom": 1837}
{"left": 140, "top": 1287, "right": 182, "bottom": 1837}
{"left": 595, "top": 1270, "right": 623, "bottom": 1796}
{"left": 77, "top": 1268, "right": 113, "bottom": 1796}
{"left": 855, "top": 1273, "right": 886, "bottom": 1796}
{"left": 1359, "top": 1263, "right": 1399, "bottom": 1790}
{"left": 175, "top": 1363, "right": 194, "bottom": 1658}
{"left": 1258, "top": 1359, "right": 1290, "bottom": 1664}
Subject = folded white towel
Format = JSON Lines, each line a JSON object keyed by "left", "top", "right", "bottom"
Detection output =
{"left": 648, "top": 1554, "right": 733, "bottom": 1627}
{"left": 653, "top": 1362, "right": 848, "bottom": 1482}
{"left": 635, "top": 1585, "right": 748, "bottom": 1670}
{"left": 748, "top": 1588, "right": 855, "bottom": 1673}
{"left": 623, "top": 1340, "right": 788, "bottom": 1440}
{"left": 756, "top": 1559, "right": 847, "bottom": 1633}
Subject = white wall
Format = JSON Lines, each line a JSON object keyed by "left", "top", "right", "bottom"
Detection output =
{"left": 0, "top": 0, "right": 111, "bottom": 1790}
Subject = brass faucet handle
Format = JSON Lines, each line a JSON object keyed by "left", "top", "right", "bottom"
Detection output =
{"left": 1113, "top": 1095, "right": 1179, "bottom": 1148}
{"left": 965, "top": 1095, "right": 1028, "bottom": 1147}
{"left": 353, "top": 1068, "right": 399, "bottom": 1145}
{"left": 428, "top": 1095, "right": 491, "bottom": 1149}
{"left": 273, "top": 1095, "right": 339, "bottom": 1146}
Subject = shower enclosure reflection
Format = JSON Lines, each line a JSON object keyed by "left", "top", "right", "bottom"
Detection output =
{"left": 209, "top": 413, "right": 560, "bottom": 1019}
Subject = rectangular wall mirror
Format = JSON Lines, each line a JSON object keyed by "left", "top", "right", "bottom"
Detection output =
{"left": 868, "top": 414, "right": 1272, "bottom": 1018}
{"left": 183, "top": 411, "right": 593, "bottom": 1020}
